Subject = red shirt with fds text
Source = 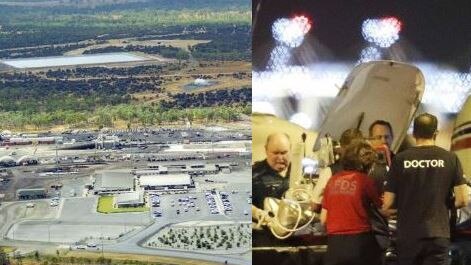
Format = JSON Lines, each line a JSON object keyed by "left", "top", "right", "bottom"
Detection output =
{"left": 322, "top": 170, "right": 381, "bottom": 235}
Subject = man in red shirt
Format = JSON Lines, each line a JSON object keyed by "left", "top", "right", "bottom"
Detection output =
{"left": 321, "top": 139, "right": 383, "bottom": 265}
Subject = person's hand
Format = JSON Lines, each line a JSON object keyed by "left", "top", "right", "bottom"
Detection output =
{"left": 310, "top": 202, "right": 321, "bottom": 213}
{"left": 379, "top": 208, "right": 397, "bottom": 219}
{"left": 253, "top": 208, "right": 273, "bottom": 228}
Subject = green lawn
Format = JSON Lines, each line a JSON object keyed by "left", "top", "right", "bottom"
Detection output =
{"left": 97, "top": 196, "right": 148, "bottom": 214}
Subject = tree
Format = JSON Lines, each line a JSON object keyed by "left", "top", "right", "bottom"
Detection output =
{"left": 0, "top": 248, "right": 10, "bottom": 265}
{"left": 176, "top": 50, "right": 190, "bottom": 64}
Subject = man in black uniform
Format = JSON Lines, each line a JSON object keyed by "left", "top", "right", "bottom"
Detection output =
{"left": 382, "top": 113, "right": 469, "bottom": 265}
{"left": 369, "top": 120, "right": 394, "bottom": 151}
{"left": 252, "top": 133, "right": 291, "bottom": 224}
{"left": 252, "top": 132, "right": 291, "bottom": 246}
{"left": 368, "top": 120, "right": 395, "bottom": 192}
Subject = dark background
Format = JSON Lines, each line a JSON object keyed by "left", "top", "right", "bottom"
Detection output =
{"left": 252, "top": 0, "right": 471, "bottom": 71}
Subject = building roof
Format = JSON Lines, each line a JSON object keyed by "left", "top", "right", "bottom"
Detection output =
{"left": 189, "top": 164, "right": 218, "bottom": 171}
{"left": 134, "top": 168, "right": 168, "bottom": 175}
{"left": 16, "top": 188, "right": 46, "bottom": 194}
{"left": 139, "top": 174, "right": 192, "bottom": 187}
{"left": 95, "top": 171, "right": 134, "bottom": 190}
{"left": 0, "top": 156, "right": 15, "bottom": 163}
{"left": 115, "top": 191, "right": 144, "bottom": 205}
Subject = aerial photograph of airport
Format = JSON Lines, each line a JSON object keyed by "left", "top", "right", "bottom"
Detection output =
{"left": 0, "top": 0, "right": 251, "bottom": 264}
{"left": 252, "top": 0, "right": 471, "bottom": 265}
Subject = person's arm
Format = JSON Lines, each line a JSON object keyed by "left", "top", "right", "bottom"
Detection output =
{"left": 252, "top": 204, "right": 272, "bottom": 226}
{"left": 310, "top": 167, "right": 332, "bottom": 213}
{"left": 364, "top": 176, "right": 381, "bottom": 207}
{"left": 381, "top": 156, "right": 400, "bottom": 218}
{"left": 380, "top": 191, "right": 397, "bottom": 218}
{"left": 252, "top": 205, "right": 261, "bottom": 221}
{"left": 454, "top": 184, "right": 469, "bottom": 209}
{"left": 320, "top": 208, "right": 327, "bottom": 226}
{"left": 452, "top": 156, "right": 469, "bottom": 209}
{"left": 252, "top": 205, "right": 265, "bottom": 222}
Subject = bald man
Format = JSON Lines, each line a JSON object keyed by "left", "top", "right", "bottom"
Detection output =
{"left": 383, "top": 113, "right": 468, "bottom": 265}
{"left": 252, "top": 133, "right": 291, "bottom": 242}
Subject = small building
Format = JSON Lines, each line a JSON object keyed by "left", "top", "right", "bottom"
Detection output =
{"left": 114, "top": 192, "right": 145, "bottom": 208}
{"left": 187, "top": 164, "right": 218, "bottom": 175}
{"left": 217, "top": 163, "right": 232, "bottom": 174}
{"left": 134, "top": 167, "right": 168, "bottom": 176}
{"left": 17, "top": 188, "right": 47, "bottom": 200}
{"left": 148, "top": 163, "right": 160, "bottom": 169}
{"left": 139, "top": 174, "right": 194, "bottom": 191}
{"left": 94, "top": 171, "right": 134, "bottom": 194}
{"left": 95, "top": 135, "right": 120, "bottom": 149}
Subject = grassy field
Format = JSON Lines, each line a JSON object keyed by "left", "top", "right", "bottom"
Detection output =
{"left": 97, "top": 196, "right": 148, "bottom": 214}
{"left": 0, "top": 246, "right": 16, "bottom": 253}
{"left": 64, "top": 39, "right": 211, "bottom": 56}
{"left": 5, "top": 251, "right": 222, "bottom": 265}
{"left": 7, "top": 9, "right": 250, "bottom": 28}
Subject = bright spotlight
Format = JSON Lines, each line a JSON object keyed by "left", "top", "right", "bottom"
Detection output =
{"left": 272, "top": 15, "right": 312, "bottom": 48}
{"left": 252, "top": 101, "right": 277, "bottom": 115}
{"left": 268, "top": 46, "right": 291, "bottom": 70}
{"left": 361, "top": 16, "right": 402, "bottom": 48}
{"left": 302, "top": 158, "right": 319, "bottom": 175}
{"left": 290, "top": 112, "right": 313, "bottom": 129}
{"left": 358, "top": 47, "right": 382, "bottom": 63}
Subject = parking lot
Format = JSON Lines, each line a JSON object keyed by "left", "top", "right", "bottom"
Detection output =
{"left": 0, "top": 128, "right": 251, "bottom": 265}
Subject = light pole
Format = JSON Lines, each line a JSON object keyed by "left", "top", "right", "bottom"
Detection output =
{"left": 100, "top": 225, "right": 104, "bottom": 262}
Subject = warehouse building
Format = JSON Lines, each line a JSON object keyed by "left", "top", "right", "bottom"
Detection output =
{"left": 139, "top": 174, "right": 194, "bottom": 191}
{"left": 94, "top": 171, "right": 135, "bottom": 194}
{"left": 114, "top": 191, "right": 145, "bottom": 208}
{"left": 17, "top": 188, "right": 47, "bottom": 200}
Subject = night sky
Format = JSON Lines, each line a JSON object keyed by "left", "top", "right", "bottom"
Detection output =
{"left": 252, "top": 0, "right": 471, "bottom": 71}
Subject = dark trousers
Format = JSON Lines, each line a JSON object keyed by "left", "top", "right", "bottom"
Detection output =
{"left": 397, "top": 237, "right": 450, "bottom": 265}
{"left": 325, "top": 232, "right": 382, "bottom": 265}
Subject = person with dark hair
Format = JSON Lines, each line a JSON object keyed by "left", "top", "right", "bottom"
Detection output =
{"left": 368, "top": 120, "right": 398, "bottom": 259}
{"left": 320, "top": 139, "right": 383, "bottom": 265}
{"left": 382, "top": 112, "right": 469, "bottom": 265}
{"left": 369, "top": 120, "right": 394, "bottom": 149}
{"left": 339, "top": 128, "right": 364, "bottom": 147}
{"left": 368, "top": 119, "right": 395, "bottom": 193}
{"left": 311, "top": 128, "right": 364, "bottom": 212}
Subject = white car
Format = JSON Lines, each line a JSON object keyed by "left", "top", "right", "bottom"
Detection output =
{"left": 87, "top": 243, "right": 97, "bottom": 248}
{"left": 26, "top": 203, "right": 35, "bottom": 208}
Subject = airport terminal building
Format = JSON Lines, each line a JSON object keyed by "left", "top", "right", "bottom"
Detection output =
{"left": 17, "top": 188, "right": 47, "bottom": 200}
{"left": 139, "top": 174, "right": 194, "bottom": 191}
{"left": 114, "top": 191, "right": 145, "bottom": 208}
{"left": 143, "top": 163, "right": 219, "bottom": 175}
{"left": 94, "top": 171, "right": 135, "bottom": 194}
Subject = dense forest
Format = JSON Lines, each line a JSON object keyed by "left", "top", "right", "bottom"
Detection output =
{"left": 44, "top": 65, "right": 167, "bottom": 78}
{"left": 0, "top": 0, "right": 251, "bottom": 129}
{"left": 0, "top": 0, "right": 250, "bottom": 15}
{"left": 0, "top": 25, "right": 250, "bottom": 61}
{"left": 83, "top": 45, "right": 190, "bottom": 60}
{"left": 0, "top": 67, "right": 251, "bottom": 129}
{"left": 0, "top": 43, "right": 90, "bottom": 59}
{"left": 0, "top": 103, "right": 252, "bottom": 129}
{"left": 161, "top": 87, "right": 251, "bottom": 109}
